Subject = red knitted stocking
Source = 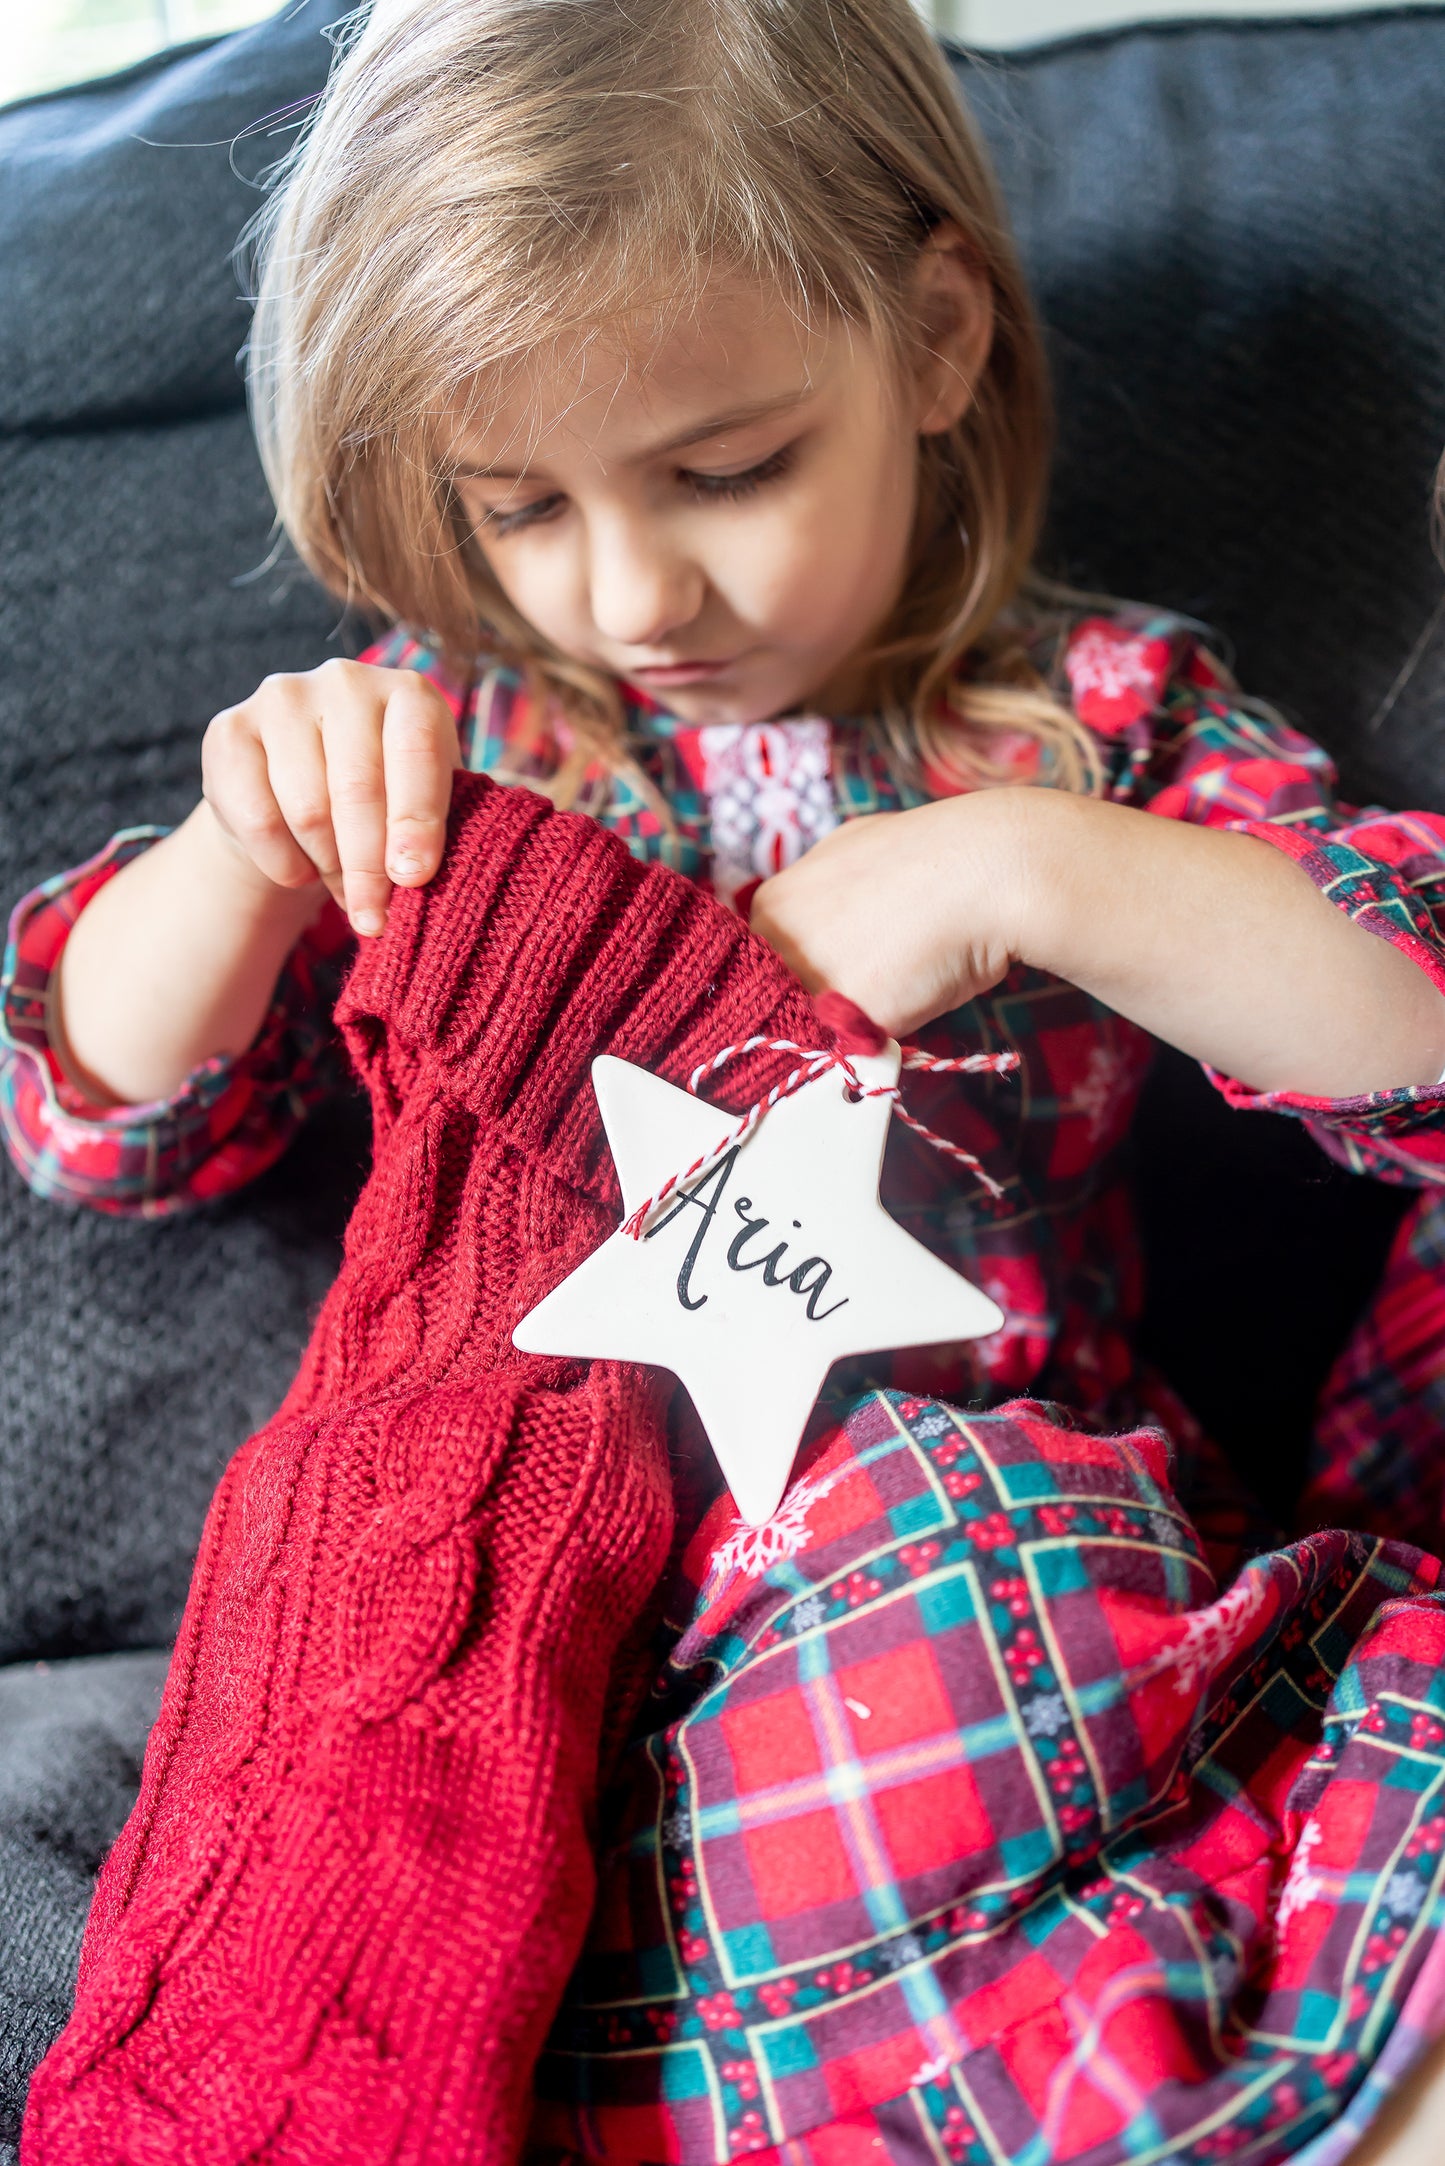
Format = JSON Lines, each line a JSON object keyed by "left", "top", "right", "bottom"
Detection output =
{"left": 23, "top": 774, "right": 820, "bottom": 2166}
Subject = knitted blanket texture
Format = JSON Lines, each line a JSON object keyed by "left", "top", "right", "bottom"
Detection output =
{"left": 22, "top": 774, "right": 822, "bottom": 2166}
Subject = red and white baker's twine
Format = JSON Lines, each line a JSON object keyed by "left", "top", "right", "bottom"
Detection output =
{"left": 623, "top": 1035, "right": 1020, "bottom": 1240}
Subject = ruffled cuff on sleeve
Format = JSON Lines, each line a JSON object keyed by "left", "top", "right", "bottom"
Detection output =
{"left": 1, "top": 830, "right": 349, "bottom": 1216}
{"left": 1206, "top": 817, "right": 1445, "bottom": 1186}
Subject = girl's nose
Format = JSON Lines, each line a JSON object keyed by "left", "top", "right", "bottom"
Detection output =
{"left": 587, "top": 517, "right": 704, "bottom": 651}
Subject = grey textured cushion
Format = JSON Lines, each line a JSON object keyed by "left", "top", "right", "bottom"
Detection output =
{"left": 0, "top": 13, "right": 336, "bottom": 430}
{"left": 0, "top": 0, "right": 367, "bottom": 1677}
{"left": 0, "top": 1651, "right": 167, "bottom": 2153}
{"left": 969, "top": 13, "right": 1445, "bottom": 814}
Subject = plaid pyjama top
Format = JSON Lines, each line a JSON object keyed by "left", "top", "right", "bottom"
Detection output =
{"left": 6, "top": 610, "right": 1445, "bottom": 2164}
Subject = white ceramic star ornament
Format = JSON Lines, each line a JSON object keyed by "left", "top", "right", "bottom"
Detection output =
{"left": 512, "top": 1040, "right": 1005, "bottom": 1524}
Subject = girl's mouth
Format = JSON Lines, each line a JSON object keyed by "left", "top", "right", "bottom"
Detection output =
{"left": 625, "top": 658, "right": 738, "bottom": 688}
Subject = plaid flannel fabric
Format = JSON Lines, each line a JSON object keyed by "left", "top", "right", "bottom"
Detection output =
{"left": 0, "top": 832, "right": 349, "bottom": 1214}
{"left": 8, "top": 614, "right": 1445, "bottom": 1223}
{"left": 8, "top": 615, "right": 1445, "bottom": 2159}
{"left": 1304, "top": 1195, "right": 1445, "bottom": 1548}
{"left": 539, "top": 1391, "right": 1445, "bottom": 2165}
{"left": 7, "top": 614, "right": 1445, "bottom": 1217}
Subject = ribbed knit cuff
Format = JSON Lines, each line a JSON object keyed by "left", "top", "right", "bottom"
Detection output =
{"left": 336, "top": 774, "right": 820, "bottom": 1192}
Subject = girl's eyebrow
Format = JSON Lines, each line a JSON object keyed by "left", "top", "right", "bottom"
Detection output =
{"left": 651, "top": 388, "right": 813, "bottom": 456}
{"left": 452, "top": 387, "right": 813, "bottom": 482}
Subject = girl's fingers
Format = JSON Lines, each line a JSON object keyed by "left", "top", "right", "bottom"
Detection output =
{"left": 260, "top": 711, "right": 346, "bottom": 907}
{"left": 320, "top": 699, "right": 392, "bottom": 936}
{"left": 382, "top": 681, "right": 462, "bottom": 887}
{"left": 202, "top": 709, "right": 321, "bottom": 892}
{"left": 208, "top": 664, "right": 460, "bottom": 936}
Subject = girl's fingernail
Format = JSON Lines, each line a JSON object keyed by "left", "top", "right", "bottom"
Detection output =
{"left": 388, "top": 851, "right": 422, "bottom": 879}
{"left": 352, "top": 910, "right": 384, "bottom": 938}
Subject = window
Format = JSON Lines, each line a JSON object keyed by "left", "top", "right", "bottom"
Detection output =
{"left": 933, "top": 0, "right": 1438, "bottom": 42}
{"left": 6, "top": 0, "right": 1437, "bottom": 111}
{"left": 1, "top": 0, "right": 280, "bottom": 109}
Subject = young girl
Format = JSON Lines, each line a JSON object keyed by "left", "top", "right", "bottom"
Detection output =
{"left": 8, "top": 0, "right": 1445, "bottom": 2159}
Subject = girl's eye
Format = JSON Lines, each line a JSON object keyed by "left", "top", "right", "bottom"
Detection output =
{"left": 483, "top": 492, "right": 566, "bottom": 537}
{"left": 680, "top": 445, "right": 795, "bottom": 502}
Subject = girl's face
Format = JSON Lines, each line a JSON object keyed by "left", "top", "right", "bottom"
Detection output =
{"left": 447, "top": 241, "right": 991, "bottom": 725}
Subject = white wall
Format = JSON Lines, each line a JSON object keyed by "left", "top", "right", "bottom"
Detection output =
{"left": 933, "top": 0, "right": 1437, "bottom": 46}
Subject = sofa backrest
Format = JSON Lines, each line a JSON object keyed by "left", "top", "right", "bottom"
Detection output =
{"left": 964, "top": 9, "right": 1445, "bottom": 814}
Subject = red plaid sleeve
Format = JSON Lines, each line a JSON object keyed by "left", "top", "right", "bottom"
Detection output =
{"left": 1065, "top": 614, "right": 1445, "bottom": 1185}
{"left": 0, "top": 635, "right": 482, "bottom": 1217}
{"left": 0, "top": 829, "right": 352, "bottom": 1216}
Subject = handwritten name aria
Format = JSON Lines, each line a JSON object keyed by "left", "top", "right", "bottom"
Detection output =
{"left": 645, "top": 1145, "right": 848, "bottom": 1321}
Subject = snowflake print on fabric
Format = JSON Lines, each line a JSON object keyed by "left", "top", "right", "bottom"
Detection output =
{"left": 1277, "top": 1819, "right": 1327, "bottom": 1927}
{"left": 1064, "top": 616, "right": 1176, "bottom": 735}
{"left": 1123, "top": 1560, "right": 1281, "bottom": 1701}
{"left": 698, "top": 717, "right": 837, "bottom": 904}
{"left": 704, "top": 1459, "right": 858, "bottom": 1585}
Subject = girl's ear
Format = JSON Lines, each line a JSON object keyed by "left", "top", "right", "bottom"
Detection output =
{"left": 910, "top": 220, "right": 995, "bottom": 436}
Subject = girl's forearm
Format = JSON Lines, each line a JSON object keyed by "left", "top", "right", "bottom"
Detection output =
{"left": 1011, "top": 790, "right": 1445, "bottom": 1097}
{"left": 55, "top": 802, "right": 325, "bottom": 1106}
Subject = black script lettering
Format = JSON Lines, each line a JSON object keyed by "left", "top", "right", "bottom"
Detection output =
{"left": 788, "top": 1256, "right": 848, "bottom": 1322}
{"left": 647, "top": 1159, "right": 849, "bottom": 1322}
{"left": 727, "top": 1199, "right": 789, "bottom": 1284}
{"left": 645, "top": 1148, "right": 740, "bottom": 1311}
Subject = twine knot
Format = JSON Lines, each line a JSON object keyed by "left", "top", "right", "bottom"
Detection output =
{"left": 622, "top": 995, "right": 1019, "bottom": 1240}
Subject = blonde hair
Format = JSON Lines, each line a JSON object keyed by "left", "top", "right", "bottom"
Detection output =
{"left": 248, "top": 0, "right": 1101, "bottom": 800}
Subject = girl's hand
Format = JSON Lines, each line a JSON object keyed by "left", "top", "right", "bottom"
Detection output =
{"left": 202, "top": 659, "right": 462, "bottom": 937}
{"left": 755, "top": 786, "right": 1445, "bottom": 1098}
{"left": 749, "top": 794, "right": 1029, "bottom": 1037}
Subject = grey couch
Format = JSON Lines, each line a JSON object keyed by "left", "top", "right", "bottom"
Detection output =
{"left": 2, "top": 1, "right": 1443, "bottom": 2147}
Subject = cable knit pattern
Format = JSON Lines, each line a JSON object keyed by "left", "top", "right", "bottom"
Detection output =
{"left": 21, "top": 773, "right": 822, "bottom": 2166}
